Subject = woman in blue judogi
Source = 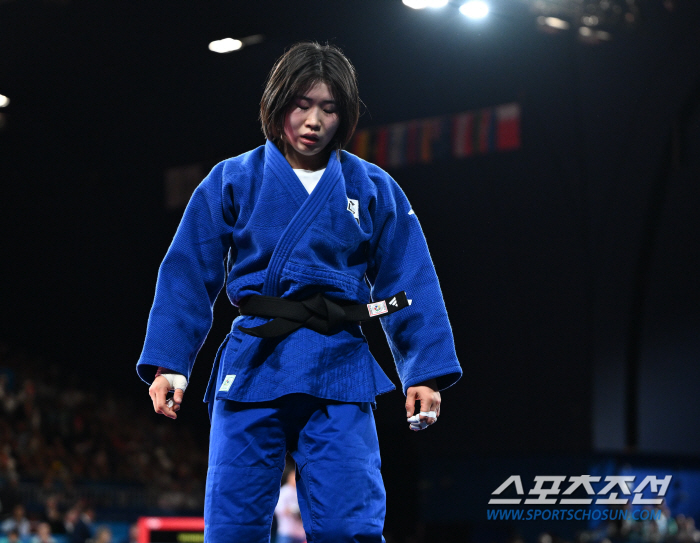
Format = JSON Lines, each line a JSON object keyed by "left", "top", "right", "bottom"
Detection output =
{"left": 137, "top": 42, "right": 462, "bottom": 543}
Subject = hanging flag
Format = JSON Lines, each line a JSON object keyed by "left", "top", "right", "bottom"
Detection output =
{"left": 388, "top": 123, "right": 408, "bottom": 169}
{"left": 348, "top": 102, "right": 521, "bottom": 169}
{"left": 477, "top": 108, "right": 493, "bottom": 154}
{"left": 351, "top": 129, "right": 370, "bottom": 160}
{"left": 420, "top": 118, "right": 435, "bottom": 163}
{"left": 495, "top": 103, "right": 521, "bottom": 151}
{"left": 452, "top": 112, "right": 475, "bottom": 158}
{"left": 434, "top": 116, "right": 452, "bottom": 161}
{"left": 406, "top": 121, "right": 419, "bottom": 165}
{"left": 374, "top": 126, "right": 389, "bottom": 168}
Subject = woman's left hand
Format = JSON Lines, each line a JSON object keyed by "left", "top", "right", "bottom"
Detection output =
{"left": 405, "top": 378, "right": 440, "bottom": 431}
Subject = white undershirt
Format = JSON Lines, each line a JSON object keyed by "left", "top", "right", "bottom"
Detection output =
{"left": 293, "top": 168, "right": 325, "bottom": 195}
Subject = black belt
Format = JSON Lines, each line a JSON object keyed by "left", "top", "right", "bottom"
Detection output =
{"left": 237, "top": 291, "right": 410, "bottom": 338}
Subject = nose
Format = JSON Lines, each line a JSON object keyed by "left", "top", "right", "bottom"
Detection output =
{"left": 305, "top": 107, "right": 321, "bottom": 129}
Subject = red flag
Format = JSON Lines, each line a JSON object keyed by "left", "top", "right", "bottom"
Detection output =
{"left": 375, "top": 127, "right": 389, "bottom": 167}
{"left": 477, "top": 109, "right": 492, "bottom": 154}
{"left": 496, "top": 103, "right": 521, "bottom": 151}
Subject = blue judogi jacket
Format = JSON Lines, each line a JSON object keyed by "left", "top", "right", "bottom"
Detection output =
{"left": 137, "top": 140, "right": 461, "bottom": 405}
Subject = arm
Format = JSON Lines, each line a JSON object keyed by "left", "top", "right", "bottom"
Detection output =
{"left": 138, "top": 161, "right": 236, "bottom": 418}
{"left": 365, "top": 175, "right": 461, "bottom": 428}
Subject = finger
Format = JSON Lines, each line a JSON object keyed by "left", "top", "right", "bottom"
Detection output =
{"left": 409, "top": 418, "right": 428, "bottom": 431}
{"left": 154, "top": 386, "right": 178, "bottom": 420}
{"left": 419, "top": 395, "right": 439, "bottom": 425}
{"left": 172, "top": 388, "right": 185, "bottom": 412}
{"left": 405, "top": 389, "right": 417, "bottom": 418}
{"left": 418, "top": 398, "right": 434, "bottom": 425}
{"left": 149, "top": 388, "right": 158, "bottom": 413}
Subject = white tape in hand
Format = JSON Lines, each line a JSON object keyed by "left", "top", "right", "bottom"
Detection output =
{"left": 407, "top": 411, "right": 437, "bottom": 431}
{"left": 161, "top": 373, "right": 188, "bottom": 393}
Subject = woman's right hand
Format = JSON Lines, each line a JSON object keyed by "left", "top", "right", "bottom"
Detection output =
{"left": 149, "top": 375, "right": 185, "bottom": 419}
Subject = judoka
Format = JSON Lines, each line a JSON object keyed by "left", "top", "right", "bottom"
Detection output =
{"left": 137, "top": 41, "right": 462, "bottom": 543}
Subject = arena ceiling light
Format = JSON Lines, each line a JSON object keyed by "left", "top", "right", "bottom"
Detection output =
{"left": 459, "top": 0, "right": 490, "bottom": 19}
{"left": 0, "top": 94, "right": 9, "bottom": 108}
{"left": 402, "top": 0, "right": 449, "bottom": 9}
{"left": 536, "top": 15, "right": 570, "bottom": 30}
{"left": 208, "top": 38, "right": 243, "bottom": 54}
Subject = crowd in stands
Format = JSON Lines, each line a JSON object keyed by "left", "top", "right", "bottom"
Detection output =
{"left": 0, "top": 341, "right": 206, "bottom": 542}
{"left": 0, "top": 496, "right": 136, "bottom": 543}
{"left": 577, "top": 504, "right": 700, "bottom": 543}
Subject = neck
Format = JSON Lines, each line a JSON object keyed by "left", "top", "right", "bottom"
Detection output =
{"left": 283, "top": 144, "right": 331, "bottom": 171}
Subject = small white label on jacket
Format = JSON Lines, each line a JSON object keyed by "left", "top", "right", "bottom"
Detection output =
{"left": 219, "top": 375, "right": 236, "bottom": 392}
{"left": 347, "top": 198, "right": 360, "bottom": 224}
{"left": 368, "top": 301, "right": 388, "bottom": 316}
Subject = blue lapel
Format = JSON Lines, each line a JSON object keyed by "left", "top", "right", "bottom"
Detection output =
{"left": 262, "top": 139, "right": 343, "bottom": 297}
{"left": 264, "top": 139, "right": 309, "bottom": 209}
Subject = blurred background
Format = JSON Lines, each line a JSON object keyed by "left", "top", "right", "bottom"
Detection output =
{"left": 1, "top": 0, "right": 699, "bottom": 542}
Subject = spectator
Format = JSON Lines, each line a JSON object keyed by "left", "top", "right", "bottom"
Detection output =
{"left": 31, "top": 522, "right": 56, "bottom": 543}
{"left": 68, "top": 507, "right": 94, "bottom": 543}
{"left": 274, "top": 464, "right": 306, "bottom": 543}
{"left": 90, "top": 526, "right": 111, "bottom": 543}
{"left": 1, "top": 505, "right": 30, "bottom": 539}
{"left": 2, "top": 529, "right": 20, "bottom": 543}
{"left": 0, "top": 477, "right": 21, "bottom": 517}
{"left": 41, "top": 496, "right": 65, "bottom": 535}
{"left": 126, "top": 524, "right": 138, "bottom": 543}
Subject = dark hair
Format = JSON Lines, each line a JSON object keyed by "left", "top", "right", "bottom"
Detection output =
{"left": 260, "top": 42, "right": 360, "bottom": 153}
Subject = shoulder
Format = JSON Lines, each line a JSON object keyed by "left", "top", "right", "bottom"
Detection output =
{"left": 340, "top": 151, "right": 391, "bottom": 185}
{"left": 218, "top": 144, "right": 266, "bottom": 182}
{"left": 340, "top": 150, "right": 405, "bottom": 198}
{"left": 341, "top": 151, "right": 410, "bottom": 209}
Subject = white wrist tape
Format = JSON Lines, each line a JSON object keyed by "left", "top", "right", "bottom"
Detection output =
{"left": 161, "top": 373, "right": 188, "bottom": 393}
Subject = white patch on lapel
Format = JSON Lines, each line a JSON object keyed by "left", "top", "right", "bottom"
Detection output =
{"left": 347, "top": 198, "right": 360, "bottom": 225}
{"left": 408, "top": 209, "right": 415, "bottom": 215}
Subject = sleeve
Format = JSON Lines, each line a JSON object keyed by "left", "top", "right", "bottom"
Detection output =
{"left": 365, "top": 174, "right": 462, "bottom": 395}
{"left": 136, "top": 162, "right": 236, "bottom": 385}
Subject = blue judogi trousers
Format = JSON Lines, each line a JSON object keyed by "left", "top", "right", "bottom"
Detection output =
{"left": 204, "top": 394, "right": 386, "bottom": 543}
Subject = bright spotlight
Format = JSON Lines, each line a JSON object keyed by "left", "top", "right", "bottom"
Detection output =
{"left": 459, "top": 0, "right": 490, "bottom": 19}
{"left": 208, "top": 38, "right": 243, "bottom": 54}
{"left": 0, "top": 94, "right": 9, "bottom": 108}
{"left": 403, "top": 0, "right": 448, "bottom": 8}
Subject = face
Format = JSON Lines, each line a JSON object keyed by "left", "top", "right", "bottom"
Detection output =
{"left": 283, "top": 81, "right": 340, "bottom": 170}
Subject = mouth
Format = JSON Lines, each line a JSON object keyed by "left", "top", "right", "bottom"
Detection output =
{"left": 300, "top": 134, "right": 320, "bottom": 145}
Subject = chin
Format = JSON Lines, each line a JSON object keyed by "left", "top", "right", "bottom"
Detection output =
{"left": 296, "top": 145, "right": 323, "bottom": 157}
